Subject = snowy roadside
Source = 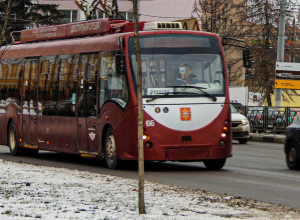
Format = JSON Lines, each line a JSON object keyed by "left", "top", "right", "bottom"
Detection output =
{"left": 0, "top": 159, "right": 299, "bottom": 220}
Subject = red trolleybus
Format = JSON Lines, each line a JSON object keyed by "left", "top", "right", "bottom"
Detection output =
{"left": 0, "top": 18, "right": 233, "bottom": 169}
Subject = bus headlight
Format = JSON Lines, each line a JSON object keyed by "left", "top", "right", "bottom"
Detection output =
{"left": 221, "top": 133, "right": 226, "bottom": 138}
{"left": 142, "top": 135, "right": 150, "bottom": 141}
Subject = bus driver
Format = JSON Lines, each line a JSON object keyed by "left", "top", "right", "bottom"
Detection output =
{"left": 172, "top": 64, "right": 198, "bottom": 86}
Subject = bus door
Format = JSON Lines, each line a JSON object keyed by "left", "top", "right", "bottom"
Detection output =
{"left": 77, "top": 54, "right": 98, "bottom": 152}
{"left": 38, "top": 55, "right": 79, "bottom": 152}
{"left": 54, "top": 55, "right": 78, "bottom": 152}
{"left": 22, "top": 58, "right": 39, "bottom": 145}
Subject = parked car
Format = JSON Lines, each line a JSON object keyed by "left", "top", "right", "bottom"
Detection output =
{"left": 230, "top": 101, "right": 245, "bottom": 114}
{"left": 274, "top": 108, "right": 300, "bottom": 134}
{"left": 246, "top": 106, "right": 279, "bottom": 133}
{"left": 231, "top": 104, "right": 250, "bottom": 144}
{"left": 284, "top": 113, "right": 300, "bottom": 169}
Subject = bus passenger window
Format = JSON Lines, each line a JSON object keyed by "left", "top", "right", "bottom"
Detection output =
{"left": 78, "top": 54, "right": 97, "bottom": 118}
{"left": 0, "top": 59, "right": 8, "bottom": 113}
{"left": 56, "top": 54, "right": 78, "bottom": 117}
{"left": 99, "top": 51, "right": 129, "bottom": 113}
{"left": 38, "top": 56, "right": 58, "bottom": 116}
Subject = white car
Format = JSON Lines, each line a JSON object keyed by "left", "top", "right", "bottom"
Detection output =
{"left": 231, "top": 104, "right": 250, "bottom": 144}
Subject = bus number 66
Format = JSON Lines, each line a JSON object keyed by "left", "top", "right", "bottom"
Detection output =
{"left": 146, "top": 120, "right": 155, "bottom": 127}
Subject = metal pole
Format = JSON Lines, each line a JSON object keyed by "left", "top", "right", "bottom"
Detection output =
{"left": 275, "top": 0, "right": 286, "bottom": 107}
{"left": 137, "top": 0, "right": 140, "bottom": 21}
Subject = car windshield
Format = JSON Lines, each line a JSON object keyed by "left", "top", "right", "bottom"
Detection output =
{"left": 230, "top": 104, "right": 238, "bottom": 113}
{"left": 128, "top": 34, "right": 225, "bottom": 98}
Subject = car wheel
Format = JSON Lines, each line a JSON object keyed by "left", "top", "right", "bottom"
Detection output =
{"left": 8, "top": 121, "right": 25, "bottom": 156}
{"left": 203, "top": 158, "right": 226, "bottom": 170}
{"left": 104, "top": 127, "right": 119, "bottom": 169}
{"left": 238, "top": 139, "right": 248, "bottom": 144}
{"left": 286, "top": 141, "right": 300, "bottom": 170}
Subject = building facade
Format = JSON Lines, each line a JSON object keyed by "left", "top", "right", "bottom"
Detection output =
{"left": 38, "top": 0, "right": 195, "bottom": 22}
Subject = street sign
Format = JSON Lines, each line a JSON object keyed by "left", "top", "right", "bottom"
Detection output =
{"left": 275, "top": 62, "right": 300, "bottom": 89}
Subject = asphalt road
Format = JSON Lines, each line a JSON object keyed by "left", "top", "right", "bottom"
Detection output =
{"left": 0, "top": 140, "right": 299, "bottom": 209}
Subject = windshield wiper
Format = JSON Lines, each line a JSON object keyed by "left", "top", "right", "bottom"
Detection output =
{"left": 146, "top": 92, "right": 191, "bottom": 103}
{"left": 166, "top": 86, "right": 217, "bottom": 101}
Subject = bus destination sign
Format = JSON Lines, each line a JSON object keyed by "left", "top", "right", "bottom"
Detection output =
{"left": 275, "top": 62, "right": 300, "bottom": 89}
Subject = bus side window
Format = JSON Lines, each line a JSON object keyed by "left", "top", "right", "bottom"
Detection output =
{"left": 39, "top": 56, "right": 57, "bottom": 116}
{"left": 0, "top": 59, "right": 7, "bottom": 113}
{"left": 8, "top": 58, "right": 23, "bottom": 111}
{"left": 56, "top": 54, "right": 78, "bottom": 117}
{"left": 78, "top": 53, "right": 98, "bottom": 118}
{"left": 99, "top": 51, "right": 129, "bottom": 113}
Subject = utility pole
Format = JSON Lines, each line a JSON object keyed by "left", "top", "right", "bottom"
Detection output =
{"left": 275, "top": 0, "right": 286, "bottom": 107}
{"left": 132, "top": 0, "right": 146, "bottom": 215}
{"left": 137, "top": 0, "right": 140, "bottom": 21}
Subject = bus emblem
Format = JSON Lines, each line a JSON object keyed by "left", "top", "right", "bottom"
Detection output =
{"left": 89, "top": 132, "right": 96, "bottom": 140}
{"left": 180, "top": 108, "right": 191, "bottom": 121}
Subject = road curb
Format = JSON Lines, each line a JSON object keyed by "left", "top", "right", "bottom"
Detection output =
{"left": 249, "top": 134, "right": 285, "bottom": 143}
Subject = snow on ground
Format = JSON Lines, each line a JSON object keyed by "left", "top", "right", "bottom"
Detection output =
{"left": 0, "top": 159, "right": 299, "bottom": 220}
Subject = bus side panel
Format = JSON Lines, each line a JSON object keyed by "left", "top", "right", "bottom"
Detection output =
{"left": 37, "top": 115, "right": 57, "bottom": 150}
{"left": 38, "top": 116, "right": 79, "bottom": 154}
{"left": 113, "top": 106, "right": 138, "bottom": 160}
{"left": 56, "top": 116, "right": 78, "bottom": 153}
{"left": 0, "top": 114, "right": 6, "bottom": 144}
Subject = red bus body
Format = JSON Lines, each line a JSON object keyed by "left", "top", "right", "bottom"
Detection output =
{"left": 0, "top": 18, "right": 232, "bottom": 169}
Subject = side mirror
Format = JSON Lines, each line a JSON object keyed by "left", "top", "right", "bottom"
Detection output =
{"left": 243, "top": 49, "right": 251, "bottom": 68}
{"left": 115, "top": 54, "right": 125, "bottom": 75}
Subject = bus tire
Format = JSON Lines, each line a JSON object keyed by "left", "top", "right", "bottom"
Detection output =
{"left": 104, "top": 127, "right": 119, "bottom": 169}
{"left": 286, "top": 141, "right": 300, "bottom": 170}
{"left": 203, "top": 158, "right": 226, "bottom": 170}
{"left": 8, "top": 120, "right": 25, "bottom": 156}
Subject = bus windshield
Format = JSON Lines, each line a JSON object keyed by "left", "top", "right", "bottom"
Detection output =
{"left": 128, "top": 34, "right": 225, "bottom": 98}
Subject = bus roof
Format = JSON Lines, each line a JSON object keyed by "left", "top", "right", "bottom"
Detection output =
{"left": 20, "top": 18, "right": 200, "bottom": 43}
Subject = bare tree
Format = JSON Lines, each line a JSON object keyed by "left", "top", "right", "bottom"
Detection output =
{"left": 0, "top": 0, "right": 12, "bottom": 47}
{"left": 192, "top": 0, "right": 247, "bottom": 87}
{"left": 193, "top": 0, "right": 300, "bottom": 106}
{"left": 132, "top": 0, "right": 146, "bottom": 215}
{"left": 242, "top": 0, "right": 279, "bottom": 106}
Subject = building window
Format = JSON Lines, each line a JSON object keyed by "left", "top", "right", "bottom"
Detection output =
{"left": 58, "top": 10, "right": 78, "bottom": 24}
{"left": 98, "top": 11, "right": 133, "bottom": 21}
{"left": 253, "top": 95, "right": 257, "bottom": 102}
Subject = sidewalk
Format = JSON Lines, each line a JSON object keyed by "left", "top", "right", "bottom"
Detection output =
{"left": 249, "top": 132, "right": 286, "bottom": 143}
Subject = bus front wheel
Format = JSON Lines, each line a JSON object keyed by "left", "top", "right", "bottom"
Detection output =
{"left": 203, "top": 158, "right": 226, "bottom": 170}
{"left": 104, "top": 127, "right": 119, "bottom": 169}
{"left": 8, "top": 121, "right": 25, "bottom": 156}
